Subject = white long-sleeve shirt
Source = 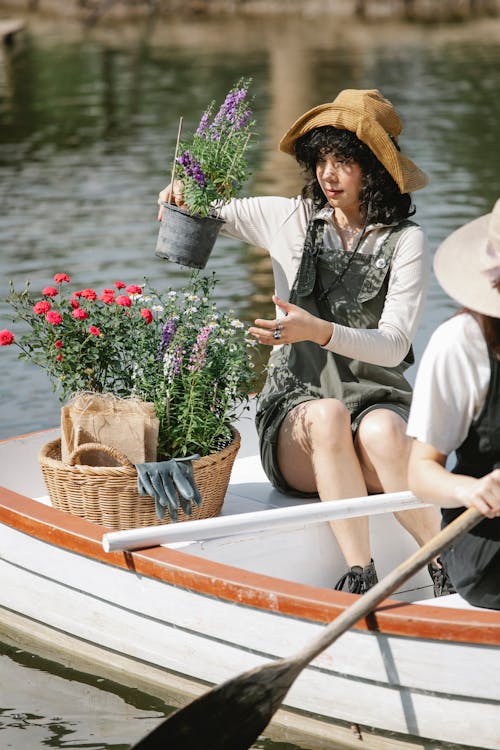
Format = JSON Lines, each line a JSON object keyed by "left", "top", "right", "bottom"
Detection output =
{"left": 220, "top": 196, "right": 429, "bottom": 367}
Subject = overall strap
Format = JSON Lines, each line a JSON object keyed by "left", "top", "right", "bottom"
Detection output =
{"left": 358, "top": 218, "right": 417, "bottom": 303}
{"left": 292, "top": 216, "right": 326, "bottom": 300}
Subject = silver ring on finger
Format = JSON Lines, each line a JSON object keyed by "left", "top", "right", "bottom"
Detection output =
{"left": 273, "top": 329, "right": 282, "bottom": 340}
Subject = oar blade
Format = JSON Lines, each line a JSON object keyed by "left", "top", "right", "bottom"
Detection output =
{"left": 130, "top": 657, "right": 302, "bottom": 750}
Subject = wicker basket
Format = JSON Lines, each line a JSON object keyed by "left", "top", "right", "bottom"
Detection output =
{"left": 38, "top": 428, "right": 240, "bottom": 530}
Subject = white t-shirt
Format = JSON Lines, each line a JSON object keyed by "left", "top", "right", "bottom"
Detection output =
{"left": 220, "top": 196, "right": 429, "bottom": 368}
{"left": 406, "top": 313, "right": 490, "bottom": 455}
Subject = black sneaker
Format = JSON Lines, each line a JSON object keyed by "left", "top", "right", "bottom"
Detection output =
{"left": 428, "top": 556, "right": 456, "bottom": 597}
{"left": 334, "top": 559, "right": 378, "bottom": 594}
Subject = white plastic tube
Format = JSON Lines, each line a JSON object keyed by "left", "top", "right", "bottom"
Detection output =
{"left": 102, "top": 490, "right": 429, "bottom": 553}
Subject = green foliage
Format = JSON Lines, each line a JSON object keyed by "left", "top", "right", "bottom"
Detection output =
{"left": 3, "top": 272, "right": 258, "bottom": 458}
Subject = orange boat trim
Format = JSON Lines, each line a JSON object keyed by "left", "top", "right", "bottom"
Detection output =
{"left": 1, "top": 485, "right": 499, "bottom": 646}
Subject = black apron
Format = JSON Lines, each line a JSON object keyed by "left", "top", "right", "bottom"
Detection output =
{"left": 256, "top": 214, "right": 416, "bottom": 495}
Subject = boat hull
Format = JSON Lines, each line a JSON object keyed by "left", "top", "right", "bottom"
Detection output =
{"left": 0, "top": 429, "right": 499, "bottom": 750}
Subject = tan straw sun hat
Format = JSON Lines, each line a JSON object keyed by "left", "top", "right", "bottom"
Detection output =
{"left": 279, "top": 88, "right": 428, "bottom": 194}
{"left": 434, "top": 199, "right": 500, "bottom": 318}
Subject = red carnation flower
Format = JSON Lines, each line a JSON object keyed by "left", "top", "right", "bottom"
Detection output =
{"left": 72, "top": 291, "right": 82, "bottom": 298}
{"left": 140, "top": 308, "right": 153, "bottom": 324}
{"left": 33, "top": 300, "right": 51, "bottom": 315}
{"left": 70, "top": 299, "right": 79, "bottom": 309}
{"left": 54, "top": 340, "right": 63, "bottom": 349}
{"left": 88, "top": 325, "right": 101, "bottom": 336}
{"left": 114, "top": 281, "right": 126, "bottom": 289}
{"left": 0, "top": 329, "right": 15, "bottom": 346}
{"left": 115, "top": 295, "right": 132, "bottom": 307}
{"left": 56, "top": 353, "right": 63, "bottom": 361}
{"left": 126, "top": 284, "right": 142, "bottom": 295}
{"left": 72, "top": 308, "right": 88, "bottom": 320}
{"left": 99, "top": 289, "right": 115, "bottom": 304}
{"left": 54, "top": 273, "right": 71, "bottom": 284}
{"left": 45, "top": 311, "right": 63, "bottom": 325}
{"left": 42, "top": 286, "right": 58, "bottom": 297}
{"left": 81, "top": 288, "right": 97, "bottom": 301}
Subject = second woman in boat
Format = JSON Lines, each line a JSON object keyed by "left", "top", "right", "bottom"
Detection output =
{"left": 407, "top": 199, "right": 500, "bottom": 610}
{"left": 158, "top": 88, "right": 445, "bottom": 595}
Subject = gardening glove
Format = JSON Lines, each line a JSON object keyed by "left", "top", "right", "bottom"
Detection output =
{"left": 135, "top": 455, "right": 201, "bottom": 522}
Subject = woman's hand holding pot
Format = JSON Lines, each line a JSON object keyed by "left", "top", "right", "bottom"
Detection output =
{"left": 157, "top": 180, "right": 187, "bottom": 220}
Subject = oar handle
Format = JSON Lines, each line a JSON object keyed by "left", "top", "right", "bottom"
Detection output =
{"left": 298, "top": 506, "right": 483, "bottom": 665}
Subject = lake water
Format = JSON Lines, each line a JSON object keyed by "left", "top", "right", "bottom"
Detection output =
{"left": 1, "top": 9, "right": 500, "bottom": 749}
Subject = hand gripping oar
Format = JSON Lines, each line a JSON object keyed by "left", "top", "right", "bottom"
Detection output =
{"left": 130, "top": 506, "right": 482, "bottom": 750}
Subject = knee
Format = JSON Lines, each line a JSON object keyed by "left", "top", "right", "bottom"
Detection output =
{"left": 305, "top": 398, "right": 351, "bottom": 444}
{"left": 357, "top": 409, "right": 409, "bottom": 459}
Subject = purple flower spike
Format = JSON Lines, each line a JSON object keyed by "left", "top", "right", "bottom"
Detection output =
{"left": 158, "top": 318, "right": 177, "bottom": 360}
{"left": 235, "top": 110, "right": 251, "bottom": 129}
{"left": 196, "top": 111, "right": 210, "bottom": 137}
{"left": 177, "top": 151, "right": 207, "bottom": 187}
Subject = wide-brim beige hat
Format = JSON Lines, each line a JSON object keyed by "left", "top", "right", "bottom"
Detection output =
{"left": 279, "top": 88, "right": 428, "bottom": 194}
{"left": 434, "top": 199, "right": 500, "bottom": 318}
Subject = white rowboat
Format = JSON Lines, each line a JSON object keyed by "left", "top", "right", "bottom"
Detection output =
{"left": 0, "top": 408, "right": 499, "bottom": 750}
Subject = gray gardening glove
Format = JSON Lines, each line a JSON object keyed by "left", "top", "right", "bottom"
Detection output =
{"left": 135, "top": 455, "right": 201, "bottom": 522}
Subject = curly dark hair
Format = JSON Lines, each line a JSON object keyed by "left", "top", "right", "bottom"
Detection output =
{"left": 293, "top": 126, "right": 415, "bottom": 225}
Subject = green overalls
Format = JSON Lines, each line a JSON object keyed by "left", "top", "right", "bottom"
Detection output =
{"left": 256, "top": 214, "right": 417, "bottom": 496}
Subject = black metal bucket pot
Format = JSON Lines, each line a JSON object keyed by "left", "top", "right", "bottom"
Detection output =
{"left": 155, "top": 202, "right": 225, "bottom": 270}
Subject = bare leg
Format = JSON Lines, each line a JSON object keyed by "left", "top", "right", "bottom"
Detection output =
{"left": 355, "top": 409, "right": 441, "bottom": 545}
{"left": 277, "top": 398, "right": 372, "bottom": 568}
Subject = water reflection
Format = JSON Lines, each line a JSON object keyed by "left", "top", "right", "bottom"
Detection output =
{"left": 0, "top": 640, "right": 305, "bottom": 750}
{"left": 0, "top": 641, "right": 166, "bottom": 749}
{"left": 1, "top": 14, "right": 499, "bottom": 431}
{"left": 0, "top": 14, "right": 499, "bottom": 746}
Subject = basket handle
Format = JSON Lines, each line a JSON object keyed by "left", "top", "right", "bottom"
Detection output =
{"left": 68, "top": 442, "right": 134, "bottom": 468}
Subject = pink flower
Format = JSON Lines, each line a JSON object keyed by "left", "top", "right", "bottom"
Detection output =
{"left": 33, "top": 300, "right": 51, "bottom": 315}
{"left": 72, "top": 308, "right": 88, "bottom": 320}
{"left": 188, "top": 325, "right": 211, "bottom": 372}
{"left": 54, "top": 340, "right": 63, "bottom": 349}
{"left": 99, "top": 288, "right": 115, "bottom": 304}
{"left": 115, "top": 295, "right": 132, "bottom": 307}
{"left": 140, "top": 308, "right": 153, "bottom": 324}
{"left": 114, "top": 281, "right": 126, "bottom": 289}
{"left": 0, "top": 329, "right": 15, "bottom": 346}
{"left": 42, "top": 286, "right": 58, "bottom": 297}
{"left": 81, "top": 288, "right": 97, "bottom": 301}
{"left": 54, "top": 273, "right": 71, "bottom": 284}
{"left": 126, "top": 284, "right": 142, "bottom": 295}
{"left": 45, "top": 311, "right": 63, "bottom": 325}
{"left": 88, "top": 325, "right": 101, "bottom": 336}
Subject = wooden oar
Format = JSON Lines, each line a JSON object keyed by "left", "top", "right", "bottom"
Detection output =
{"left": 130, "top": 505, "right": 482, "bottom": 750}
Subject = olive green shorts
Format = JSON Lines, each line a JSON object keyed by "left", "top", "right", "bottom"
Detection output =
{"left": 257, "top": 398, "right": 410, "bottom": 498}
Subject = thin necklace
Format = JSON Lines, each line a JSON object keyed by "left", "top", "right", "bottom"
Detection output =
{"left": 318, "top": 213, "right": 369, "bottom": 302}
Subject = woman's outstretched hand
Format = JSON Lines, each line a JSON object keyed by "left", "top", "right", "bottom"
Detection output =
{"left": 157, "top": 180, "right": 188, "bottom": 220}
{"left": 249, "top": 295, "right": 333, "bottom": 347}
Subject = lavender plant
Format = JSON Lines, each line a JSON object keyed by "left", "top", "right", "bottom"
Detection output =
{"left": 175, "top": 78, "right": 256, "bottom": 217}
{"left": 141, "top": 273, "right": 258, "bottom": 458}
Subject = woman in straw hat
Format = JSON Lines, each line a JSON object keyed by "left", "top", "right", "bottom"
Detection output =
{"left": 407, "top": 200, "right": 500, "bottom": 609}
{"left": 158, "top": 88, "right": 444, "bottom": 595}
